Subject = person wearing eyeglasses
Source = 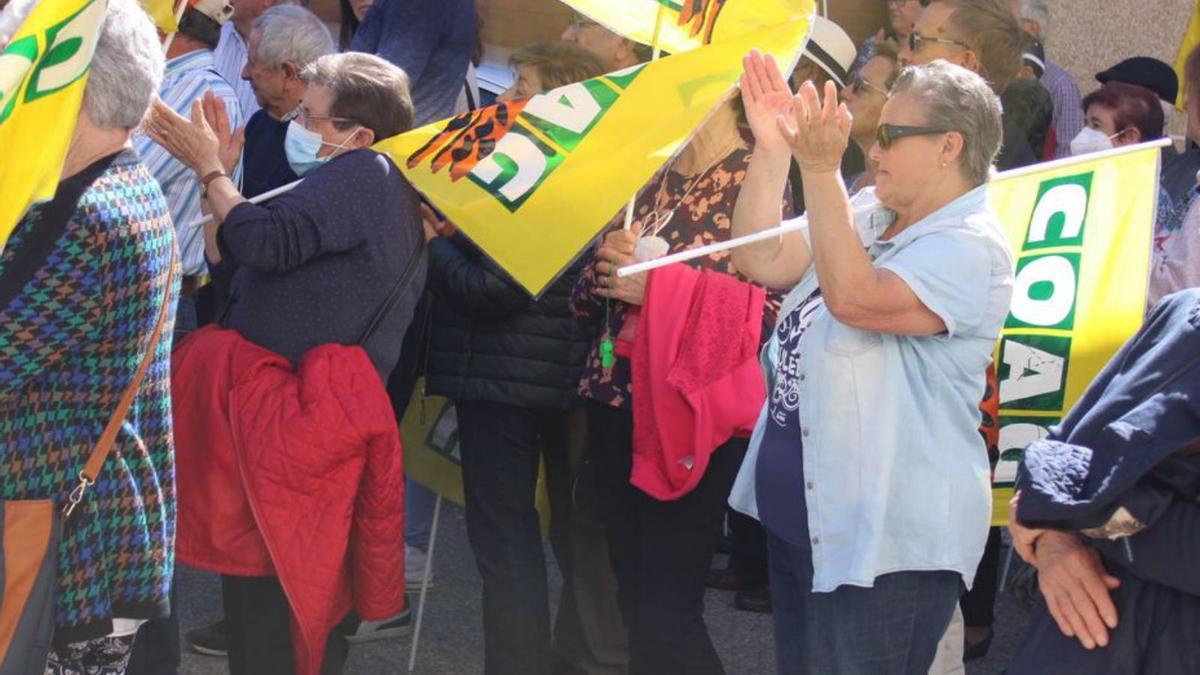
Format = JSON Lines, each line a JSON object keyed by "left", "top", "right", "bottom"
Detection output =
{"left": 843, "top": 40, "right": 903, "bottom": 195}
{"left": 728, "top": 54, "right": 1014, "bottom": 674}
{"left": 561, "top": 12, "right": 650, "bottom": 73}
{"left": 852, "top": 0, "right": 923, "bottom": 73}
{"left": 143, "top": 52, "right": 426, "bottom": 674}
{"left": 900, "top": 0, "right": 1036, "bottom": 172}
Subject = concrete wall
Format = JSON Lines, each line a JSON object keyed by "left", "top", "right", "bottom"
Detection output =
{"left": 1045, "top": 0, "right": 1193, "bottom": 100}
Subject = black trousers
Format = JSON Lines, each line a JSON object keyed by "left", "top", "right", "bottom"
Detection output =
{"left": 220, "top": 575, "right": 349, "bottom": 675}
{"left": 960, "top": 527, "right": 1002, "bottom": 627}
{"left": 586, "top": 401, "right": 747, "bottom": 675}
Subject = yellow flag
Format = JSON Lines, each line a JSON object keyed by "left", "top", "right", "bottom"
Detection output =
{"left": 0, "top": 0, "right": 108, "bottom": 251}
{"left": 1174, "top": 1, "right": 1200, "bottom": 110}
{"left": 141, "top": 0, "right": 180, "bottom": 35}
{"left": 988, "top": 144, "right": 1159, "bottom": 525}
{"left": 563, "top": 0, "right": 814, "bottom": 54}
{"left": 375, "top": 14, "right": 813, "bottom": 296}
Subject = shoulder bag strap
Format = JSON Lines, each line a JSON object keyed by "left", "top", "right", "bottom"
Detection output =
{"left": 64, "top": 245, "right": 176, "bottom": 518}
{"left": 357, "top": 232, "right": 426, "bottom": 346}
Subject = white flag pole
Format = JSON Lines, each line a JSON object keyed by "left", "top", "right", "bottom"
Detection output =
{"left": 616, "top": 138, "right": 1173, "bottom": 278}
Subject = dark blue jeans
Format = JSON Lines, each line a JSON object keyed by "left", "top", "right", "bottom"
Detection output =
{"left": 457, "top": 398, "right": 574, "bottom": 675}
{"left": 767, "top": 531, "right": 960, "bottom": 675}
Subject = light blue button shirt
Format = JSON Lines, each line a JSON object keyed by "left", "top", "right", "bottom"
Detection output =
{"left": 729, "top": 184, "right": 1014, "bottom": 592}
{"left": 133, "top": 50, "right": 243, "bottom": 277}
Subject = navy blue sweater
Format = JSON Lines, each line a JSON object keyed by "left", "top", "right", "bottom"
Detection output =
{"left": 216, "top": 149, "right": 426, "bottom": 376}
{"left": 1017, "top": 289, "right": 1200, "bottom": 594}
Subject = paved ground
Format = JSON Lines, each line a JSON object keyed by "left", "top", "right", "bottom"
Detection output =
{"left": 178, "top": 504, "right": 1031, "bottom": 674}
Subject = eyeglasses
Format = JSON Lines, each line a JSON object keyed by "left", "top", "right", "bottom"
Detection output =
{"left": 850, "top": 74, "right": 890, "bottom": 98}
{"left": 886, "top": 0, "right": 918, "bottom": 6}
{"left": 875, "top": 123, "right": 948, "bottom": 149}
{"left": 907, "top": 32, "right": 971, "bottom": 54}
{"left": 291, "top": 104, "right": 357, "bottom": 129}
{"left": 568, "top": 14, "right": 599, "bottom": 31}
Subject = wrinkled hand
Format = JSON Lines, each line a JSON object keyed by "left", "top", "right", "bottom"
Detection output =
{"left": 1008, "top": 491, "right": 1047, "bottom": 564}
{"left": 200, "top": 91, "right": 246, "bottom": 176}
{"left": 778, "top": 79, "right": 852, "bottom": 174}
{"left": 740, "top": 50, "right": 796, "bottom": 156}
{"left": 144, "top": 96, "right": 223, "bottom": 176}
{"left": 1034, "top": 531, "right": 1120, "bottom": 650}
{"left": 594, "top": 226, "right": 646, "bottom": 306}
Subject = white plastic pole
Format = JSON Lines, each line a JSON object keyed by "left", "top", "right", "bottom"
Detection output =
{"left": 617, "top": 138, "right": 1174, "bottom": 278}
{"left": 407, "top": 493, "right": 443, "bottom": 673}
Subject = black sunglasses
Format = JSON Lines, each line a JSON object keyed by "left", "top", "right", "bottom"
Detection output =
{"left": 875, "top": 124, "right": 948, "bottom": 149}
{"left": 907, "top": 32, "right": 971, "bottom": 54}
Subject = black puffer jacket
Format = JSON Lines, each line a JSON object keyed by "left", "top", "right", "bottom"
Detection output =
{"left": 424, "top": 235, "right": 590, "bottom": 411}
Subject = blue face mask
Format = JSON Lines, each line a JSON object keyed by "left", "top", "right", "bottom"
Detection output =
{"left": 284, "top": 121, "right": 360, "bottom": 177}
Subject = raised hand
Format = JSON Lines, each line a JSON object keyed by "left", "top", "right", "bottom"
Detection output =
{"left": 777, "top": 79, "right": 852, "bottom": 174}
{"left": 201, "top": 90, "right": 246, "bottom": 176}
{"left": 144, "top": 96, "right": 223, "bottom": 177}
{"left": 739, "top": 49, "right": 796, "bottom": 156}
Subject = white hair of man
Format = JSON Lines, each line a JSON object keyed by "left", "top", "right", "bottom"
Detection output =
{"left": 85, "top": 0, "right": 165, "bottom": 129}
{"left": 252, "top": 5, "right": 335, "bottom": 71}
{"left": 1019, "top": 0, "right": 1051, "bottom": 38}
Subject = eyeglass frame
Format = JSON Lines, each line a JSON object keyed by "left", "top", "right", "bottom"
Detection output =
{"left": 850, "top": 73, "right": 890, "bottom": 99}
{"left": 875, "top": 123, "right": 950, "bottom": 149}
{"left": 907, "top": 31, "right": 972, "bottom": 55}
{"left": 290, "top": 104, "right": 358, "bottom": 130}
{"left": 567, "top": 14, "right": 600, "bottom": 32}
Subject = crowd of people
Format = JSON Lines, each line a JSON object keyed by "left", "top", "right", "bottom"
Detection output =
{"left": 0, "top": 0, "right": 1197, "bottom": 673}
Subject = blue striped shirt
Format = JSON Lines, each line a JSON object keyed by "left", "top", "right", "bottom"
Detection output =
{"left": 213, "top": 22, "right": 261, "bottom": 120}
{"left": 133, "top": 50, "right": 244, "bottom": 277}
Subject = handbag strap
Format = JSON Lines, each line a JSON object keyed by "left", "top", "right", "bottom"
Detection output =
{"left": 64, "top": 245, "right": 176, "bottom": 518}
{"left": 357, "top": 232, "right": 426, "bottom": 346}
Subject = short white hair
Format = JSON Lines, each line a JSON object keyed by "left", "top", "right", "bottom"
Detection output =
{"left": 252, "top": 5, "right": 335, "bottom": 71}
{"left": 1020, "top": 0, "right": 1051, "bottom": 36}
{"left": 85, "top": 0, "right": 164, "bottom": 129}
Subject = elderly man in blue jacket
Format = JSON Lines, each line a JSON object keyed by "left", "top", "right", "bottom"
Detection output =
{"left": 1007, "top": 288, "right": 1200, "bottom": 674}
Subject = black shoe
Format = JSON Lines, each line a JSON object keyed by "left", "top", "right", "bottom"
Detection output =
{"left": 733, "top": 587, "right": 772, "bottom": 614}
{"left": 185, "top": 619, "right": 228, "bottom": 657}
{"left": 963, "top": 626, "right": 994, "bottom": 662}
{"left": 706, "top": 567, "right": 760, "bottom": 591}
{"left": 344, "top": 608, "right": 412, "bottom": 644}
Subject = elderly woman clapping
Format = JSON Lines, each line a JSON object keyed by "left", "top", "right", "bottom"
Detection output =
{"left": 727, "top": 54, "right": 1015, "bottom": 674}
{"left": 143, "top": 51, "right": 426, "bottom": 671}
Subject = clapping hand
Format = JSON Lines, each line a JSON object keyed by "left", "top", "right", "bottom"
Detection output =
{"left": 778, "top": 79, "right": 852, "bottom": 174}
{"left": 740, "top": 50, "right": 796, "bottom": 157}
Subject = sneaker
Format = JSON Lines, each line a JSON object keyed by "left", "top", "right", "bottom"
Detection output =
{"left": 405, "top": 545, "right": 433, "bottom": 589}
{"left": 344, "top": 608, "right": 412, "bottom": 644}
{"left": 185, "top": 619, "right": 228, "bottom": 657}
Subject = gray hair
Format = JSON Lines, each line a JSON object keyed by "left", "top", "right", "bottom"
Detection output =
{"left": 252, "top": 5, "right": 335, "bottom": 71}
{"left": 1019, "top": 0, "right": 1051, "bottom": 36}
{"left": 890, "top": 61, "right": 1004, "bottom": 186}
{"left": 85, "top": 0, "right": 164, "bottom": 129}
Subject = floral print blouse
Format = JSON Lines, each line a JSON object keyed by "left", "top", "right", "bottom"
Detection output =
{"left": 570, "top": 132, "right": 791, "bottom": 409}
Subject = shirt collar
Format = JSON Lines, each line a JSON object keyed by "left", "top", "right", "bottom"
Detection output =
{"left": 165, "top": 49, "right": 216, "bottom": 76}
{"left": 871, "top": 183, "right": 990, "bottom": 249}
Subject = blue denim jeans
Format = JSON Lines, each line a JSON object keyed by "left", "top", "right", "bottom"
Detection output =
{"left": 767, "top": 531, "right": 960, "bottom": 675}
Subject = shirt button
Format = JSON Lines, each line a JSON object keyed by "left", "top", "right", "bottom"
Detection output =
{"left": 799, "top": 373, "right": 806, "bottom": 381}
{"left": 802, "top": 429, "right": 810, "bottom": 437}
{"left": 806, "top": 482, "right": 814, "bottom": 490}
{"left": 811, "top": 536, "right": 820, "bottom": 545}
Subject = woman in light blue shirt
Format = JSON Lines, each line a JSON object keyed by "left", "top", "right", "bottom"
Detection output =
{"left": 728, "top": 54, "right": 1014, "bottom": 674}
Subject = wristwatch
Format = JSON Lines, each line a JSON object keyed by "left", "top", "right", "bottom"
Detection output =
{"left": 200, "top": 169, "right": 228, "bottom": 198}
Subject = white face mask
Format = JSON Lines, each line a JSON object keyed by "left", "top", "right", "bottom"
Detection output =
{"left": 1070, "top": 127, "right": 1122, "bottom": 156}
